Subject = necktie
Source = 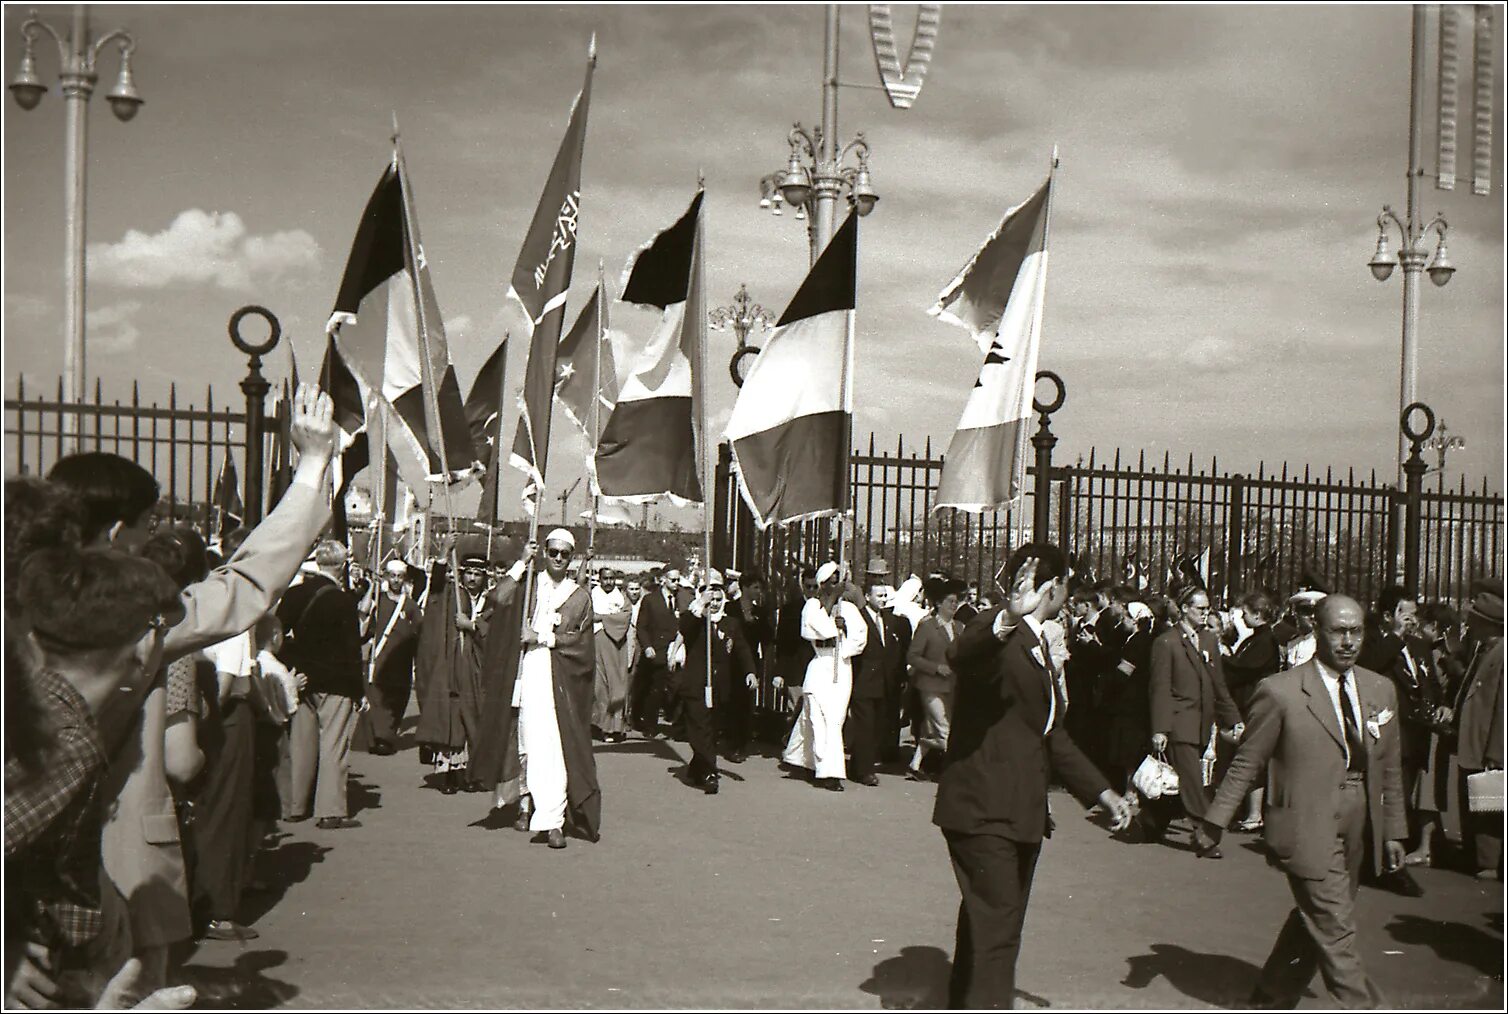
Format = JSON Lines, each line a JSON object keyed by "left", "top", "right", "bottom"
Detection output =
{"left": 1340, "top": 673, "right": 1365, "bottom": 772}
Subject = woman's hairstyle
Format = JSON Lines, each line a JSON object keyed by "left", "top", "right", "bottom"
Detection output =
{"left": 139, "top": 525, "right": 210, "bottom": 591}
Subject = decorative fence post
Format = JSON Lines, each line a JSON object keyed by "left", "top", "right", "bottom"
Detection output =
{"left": 1030, "top": 371, "right": 1066, "bottom": 546}
{"left": 229, "top": 306, "right": 281, "bottom": 526}
{"left": 1401, "top": 401, "right": 1434, "bottom": 597}
{"left": 1226, "top": 473, "right": 1246, "bottom": 597}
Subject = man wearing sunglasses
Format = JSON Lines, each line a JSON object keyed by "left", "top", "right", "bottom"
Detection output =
{"left": 484, "top": 529, "right": 600, "bottom": 849}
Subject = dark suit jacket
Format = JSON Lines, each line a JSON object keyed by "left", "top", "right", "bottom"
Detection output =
{"left": 932, "top": 608, "right": 1109, "bottom": 843}
{"left": 1360, "top": 631, "right": 1440, "bottom": 768}
{"left": 854, "top": 606, "right": 909, "bottom": 700}
{"left": 1456, "top": 638, "right": 1505, "bottom": 771}
{"left": 277, "top": 573, "right": 364, "bottom": 699}
{"left": 1223, "top": 626, "right": 1282, "bottom": 717}
{"left": 1149, "top": 626, "right": 1240, "bottom": 745}
{"left": 775, "top": 593, "right": 816, "bottom": 688}
{"left": 1207, "top": 661, "right": 1408, "bottom": 880}
{"left": 634, "top": 589, "right": 680, "bottom": 667}
{"left": 676, "top": 609, "right": 757, "bottom": 702}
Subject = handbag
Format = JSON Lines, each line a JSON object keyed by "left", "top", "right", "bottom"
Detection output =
{"left": 1132, "top": 751, "right": 1180, "bottom": 800}
{"left": 1467, "top": 770, "right": 1505, "bottom": 813}
{"left": 1201, "top": 728, "right": 1219, "bottom": 787}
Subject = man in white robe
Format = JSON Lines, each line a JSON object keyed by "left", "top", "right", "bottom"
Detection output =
{"left": 783, "top": 561, "right": 868, "bottom": 791}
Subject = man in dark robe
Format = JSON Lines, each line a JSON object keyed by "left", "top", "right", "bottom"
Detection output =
{"left": 472, "top": 530, "right": 600, "bottom": 848}
{"left": 366, "top": 559, "right": 422, "bottom": 756}
{"left": 415, "top": 552, "right": 492, "bottom": 792}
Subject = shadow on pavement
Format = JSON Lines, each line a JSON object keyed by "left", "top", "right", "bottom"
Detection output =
{"left": 596, "top": 738, "right": 684, "bottom": 764}
{"left": 1384, "top": 913, "right": 1504, "bottom": 978}
{"left": 241, "top": 841, "right": 332, "bottom": 925}
{"left": 176, "top": 948, "right": 299, "bottom": 1009}
{"left": 1121, "top": 942, "right": 1269, "bottom": 1008}
{"left": 860, "top": 945, "right": 950, "bottom": 1010}
{"left": 347, "top": 773, "right": 382, "bottom": 817}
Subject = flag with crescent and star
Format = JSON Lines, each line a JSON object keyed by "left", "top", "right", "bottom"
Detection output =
{"left": 931, "top": 171, "right": 1054, "bottom": 513}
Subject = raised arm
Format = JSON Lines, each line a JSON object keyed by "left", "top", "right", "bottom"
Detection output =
{"left": 164, "top": 386, "right": 336, "bottom": 662}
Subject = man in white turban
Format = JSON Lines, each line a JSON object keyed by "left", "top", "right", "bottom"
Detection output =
{"left": 783, "top": 562, "right": 868, "bottom": 790}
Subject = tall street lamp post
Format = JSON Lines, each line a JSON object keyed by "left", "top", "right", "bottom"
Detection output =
{"left": 1366, "top": 5, "right": 1455, "bottom": 487}
{"left": 9, "top": 5, "right": 144, "bottom": 445}
{"left": 758, "top": 5, "right": 879, "bottom": 265}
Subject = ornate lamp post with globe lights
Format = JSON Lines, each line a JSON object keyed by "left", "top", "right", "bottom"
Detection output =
{"left": 1422, "top": 419, "right": 1466, "bottom": 479}
{"left": 709, "top": 284, "right": 774, "bottom": 388}
{"left": 9, "top": 5, "right": 144, "bottom": 445}
{"left": 756, "top": 6, "right": 881, "bottom": 266}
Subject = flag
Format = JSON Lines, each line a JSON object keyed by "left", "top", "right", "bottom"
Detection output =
{"left": 212, "top": 454, "right": 244, "bottom": 536}
{"left": 326, "top": 151, "right": 479, "bottom": 492}
{"left": 480, "top": 45, "right": 594, "bottom": 511}
{"left": 580, "top": 499, "right": 634, "bottom": 527}
{"left": 554, "top": 285, "right": 619, "bottom": 442}
{"left": 931, "top": 174, "right": 1053, "bottom": 512}
{"left": 597, "top": 190, "right": 704, "bottom": 504}
{"left": 726, "top": 211, "right": 857, "bottom": 527}
{"left": 265, "top": 383, "right": 294, "bottom": 511}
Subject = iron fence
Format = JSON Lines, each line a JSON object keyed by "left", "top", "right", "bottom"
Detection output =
{"left": 4, "top": 375, "right": 254, "bottom": 529}
{"left": 717, "top": 433, "right": 1503, "bottom": 612}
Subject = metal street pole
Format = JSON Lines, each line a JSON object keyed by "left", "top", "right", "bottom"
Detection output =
{"left": 62, "top": 5, "right": 90, "bottom": 437}
{"left": 1397, "top": 3, "right": 1429, "bottom": 488}
{"left": 813, "top": 4, "right": 841, "bottom": 259}
{"left": 9, "top": 4, "right": 142, "bottom": 449}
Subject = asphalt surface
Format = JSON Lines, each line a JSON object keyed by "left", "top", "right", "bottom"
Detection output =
{"left": 175, "top": 722, "right": 1505, "bottom": 1010}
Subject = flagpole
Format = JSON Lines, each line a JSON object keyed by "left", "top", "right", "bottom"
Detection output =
{"left": 586, "top": 262, "right": 605, "bottom": 567}
{"left": 692, "top": 177, "right": 715, "bottom": 711}
{"left": 392, "top": 117, "right": 465, "bottom": 619}
{"left": 837, "top": 214, "right": 856, "bottom": 585}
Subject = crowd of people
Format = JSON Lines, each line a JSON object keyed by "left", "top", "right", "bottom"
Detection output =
{"left": 5, "top": 383, "right": 1503, "bottom": 1009}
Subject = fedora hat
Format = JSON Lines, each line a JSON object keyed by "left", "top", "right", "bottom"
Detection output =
{"left": 864, "top": 557, "right": 891, "bottom": 578}
{"left": 1468, "top": 577, "right": 1504, "bottom": 627}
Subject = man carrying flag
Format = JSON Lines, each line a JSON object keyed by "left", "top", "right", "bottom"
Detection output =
{"left": 929, "top": 159, "right": 1057, "bottom": 513}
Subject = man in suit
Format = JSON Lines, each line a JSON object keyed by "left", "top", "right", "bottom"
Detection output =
{"left": 278, "top": 539, "right": 365, "bottom": 829}
{"left": 772, "top": 566, "right": 819, "bottom": 713}
{"left": 1454, "top": 578, "right": 1503, "bottom": 880}
{"left": 676, "top": 570, "right": 759, "bottom": 794}
{"left": 848, "top": 558, "right": 910, "bottom": 785}
{"left": 1203, "top": 594, "right": 1408, "bottom": 1008}
{"left": 1146, "top": 585, "right": 1243, "bottom": 854}
{"left": 631, "top": 566, "right": 681, "bottom": 739}
{"left": 934, "top": 543, "right": 1132, "bottom": 1009}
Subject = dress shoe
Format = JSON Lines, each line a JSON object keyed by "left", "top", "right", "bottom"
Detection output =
{"left": 725, "top": 751, "right": 747, "bottom": 764}
{"left": 514, "top": 810, "right": 533, "bottom": 833}
{"left": 282, "top": 814, "right": 309, "bottom": 824}
{"left": 368, "top": 740, "right": 396, "bottom": 757}
{"left": 854, "top": 774, "right": 880, "bottom": 787}
{"left": 1194, "top": 838, "right": 1223, "bottom": 859}
{"left": 1476, "top": 868, "right": 1501, "bottom": 881}
{"left": 315, "top": 816, "right": 362, "bottom": 830}
{"left": 701, "top": 775, "right": 720, "bottom": 795}
{"left": 821, "top": 777, "right": 845, "bottom": 792}
{"left": 531, "top": 829, "right": 567, "bottom": 849}
{"left": 904, "top": 768, "right": 927, "bottom": 782}
{"left": 440, "top": 782, "right": 459, "bottom": 795}
{"left": 202, "top": 920, "right": 259, "bottom": 942}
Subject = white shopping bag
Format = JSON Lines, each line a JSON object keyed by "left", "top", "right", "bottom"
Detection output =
{"left": 1201, "top": 728, "right": 1218, "bottom": 787}
{"left": 1132, "top": 751, "right": 1180, "bottom": 800}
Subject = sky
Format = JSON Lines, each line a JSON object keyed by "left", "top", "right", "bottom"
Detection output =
{"left": 4, "top": 3, "right": 1505, "bottom": 523}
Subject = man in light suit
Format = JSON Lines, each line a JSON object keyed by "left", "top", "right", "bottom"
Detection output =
{"left": 935, "top": 544, "right": 1132, "bottom": 1009}
{"left": 1203, "top": 595, "right": 1407, "bottom": 1009}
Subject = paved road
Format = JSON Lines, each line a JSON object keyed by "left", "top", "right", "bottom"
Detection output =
{"left": 178, "top": 727, "right": 1504, "bottom": 1009}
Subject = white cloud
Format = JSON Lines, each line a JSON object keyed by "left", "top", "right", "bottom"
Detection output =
{"left": 87, "top": 209, "right": 321, "bottom": 291}
{"left": 87, "top": 301, "right": 144, "bottom": 355}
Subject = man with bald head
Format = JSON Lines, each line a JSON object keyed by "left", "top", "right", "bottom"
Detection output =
{"left": 1204, "top": 594, "right": 1407, "bottom": 1008}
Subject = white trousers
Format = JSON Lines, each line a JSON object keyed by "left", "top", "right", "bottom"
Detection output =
{"left": 783, "top": 664, "right": 852, "bottom": 780}
{"left": 517, "top": 646, "right": 567, "bottom": 832}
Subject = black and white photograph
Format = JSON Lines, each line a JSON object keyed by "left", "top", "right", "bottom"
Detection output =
{"left": 3, "top": 3, "right": 1504, "bottom": 1009}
